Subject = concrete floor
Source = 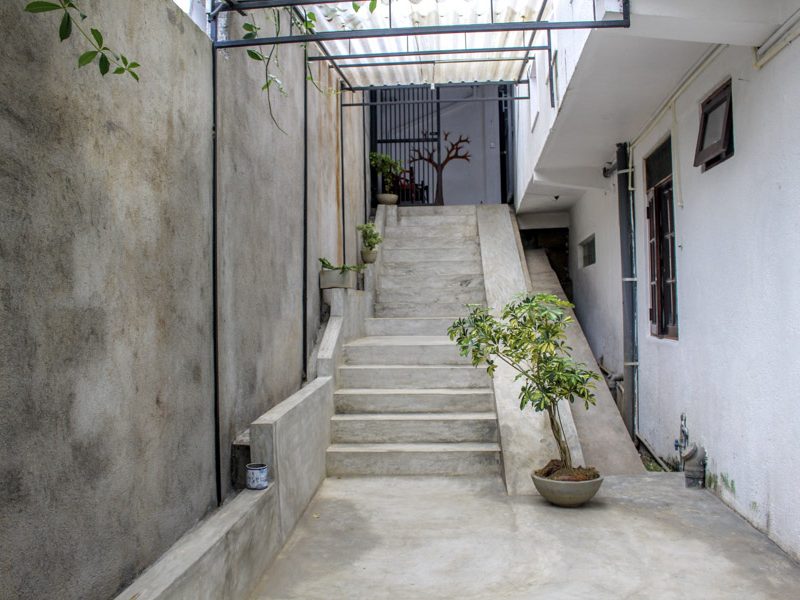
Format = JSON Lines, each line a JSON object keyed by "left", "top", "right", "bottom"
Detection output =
{"left": 249, "top": 474, "right": 800, "bottom": 600}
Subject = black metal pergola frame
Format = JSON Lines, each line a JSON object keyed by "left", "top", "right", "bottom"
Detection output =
{"left": 204, "top": 0, "right": 631, "bottom": 505}
{"left": 209, "top": 0, "right": 630, "bottom": 97}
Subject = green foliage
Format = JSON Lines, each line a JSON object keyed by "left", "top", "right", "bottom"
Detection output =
{"left": 369, "top": 152, "right": 404, "bottom": 193}
{"left": 352, "top": 0, "right": 379, "bottom": 13}
{"left": 356, "top": 222, "right": 382, "bottom": 250}
{"left": 242, "top": 10, "right": 335, "bottom": 134}
{"left": 319, "top": 257, "right": 365, "bottom": 273}
{"left": 25, "top": 1, "right": 140, "bottom": 81}
{"left": 448, "top": 294, "right": 600, "bottom": 469}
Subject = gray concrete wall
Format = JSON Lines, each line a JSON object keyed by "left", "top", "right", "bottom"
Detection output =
{"left": 216, "top": 13, "right": 365, "bottom": 499}
{"left": 0, "top": 2, "right": 216, "bottom": 600}
{"left": 1, "top": 3, "right": 365, "bottom": 599}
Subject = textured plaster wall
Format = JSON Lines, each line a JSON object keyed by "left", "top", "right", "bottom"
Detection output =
{"left": 631, "top": 44, "right": 800, "bottom": 560}
{"left": 216, "top": 14, "right": 365, "bottom": 499}
{"left": 0, "top": 2, "right": 216, "bottom": 600}
{"left": 569, "top": 186, "right": 624, "bottom": 375}
{"left": 1, "top": 2, "right": 365, "bottom": 599}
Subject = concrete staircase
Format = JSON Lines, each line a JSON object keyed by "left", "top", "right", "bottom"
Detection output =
{"left": 327, "top": 206, "right": 502, "bottom": 476}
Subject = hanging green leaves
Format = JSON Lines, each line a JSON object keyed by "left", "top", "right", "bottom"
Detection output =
{"left": 25, "top": 0, "right": 140, "bottom": 81}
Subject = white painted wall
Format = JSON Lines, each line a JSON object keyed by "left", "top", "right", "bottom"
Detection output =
{"left": 519, "top": 0, "right": 800, "bottom": 561}
{"left": 569, "top": 186, "right": 624, "bottom": 376}
{"left": 628, "top": 43, "right": 800, "bottom": 560}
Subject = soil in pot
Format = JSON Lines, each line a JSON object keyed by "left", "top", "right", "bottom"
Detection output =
{"left": 535, "top": 459, "right": 599, "bottom": 482}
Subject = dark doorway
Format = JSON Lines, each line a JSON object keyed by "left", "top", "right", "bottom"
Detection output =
{"left": 520, "top": 228, "right": 572, "bottom": 300}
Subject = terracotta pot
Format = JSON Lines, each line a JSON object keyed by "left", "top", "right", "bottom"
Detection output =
{"left": 319, "top": 269, "right": 357, "bottom": 290}
{"left": 361, "top": 248, "right": 377, "bottom": 263}
{"left": 531, "top": 473, "right": 604, "bottom": 507}
{"left": 377, "top": 193, "right": 398, "bottom": 205}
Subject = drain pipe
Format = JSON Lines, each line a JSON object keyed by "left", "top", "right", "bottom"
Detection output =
{"left": 615, "top": 142, "right": 638, "bottom": 437}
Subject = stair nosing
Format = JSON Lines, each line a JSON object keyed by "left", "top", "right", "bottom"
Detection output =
{"left": 331, "top": 412, "right": 497, "bottom": 421}
{"left": 327, "top": 442, "right": 501, "bottom": 452}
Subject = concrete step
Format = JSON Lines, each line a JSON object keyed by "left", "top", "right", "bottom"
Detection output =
{"left": 343, "top": 336, "right": 469, "bottom": 365}
{"left": 364, "top": 317, "right": 457, "bottom": 336}
{"left": 381, "top": 245, "right": 482, "bottom": 262}
{"left": 331, "top": 413, "right": 498, "bottom": 444}
{"left": 384, "top": 223, "right": 478, "bottom": 239}
{"left": 376, "top": 287, "right": 485, "bottom": 305}
{"left": 334, "top": 388, "right": 496, "bottom": 414}
{"left": 383, "top": 236, "right": 479, "bottom": 250}
{"left": 398, "top": 205, "right": 476, "bottom": 217}
{"left": 398, "top": 214, "right": 476, "bottom": 227}
{"left": 337, "top": 365, "right": 489, "bottom": 389}
{"left": 375, "top": 302, "right": 476, "bottom": 318}
{"left": 380, "top": 260, "right": 483, "bottom": 278}
{"left": 327, "top": 442, "right": 501, "bottom": 475}
{"left": 378, "top": 272, "right": 484, "bottom": 290}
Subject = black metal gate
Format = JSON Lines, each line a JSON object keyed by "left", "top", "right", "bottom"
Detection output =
{"left": 368, "top": 84, "right": 515, "bottom": 208}
{"left": 369, "top": 87, "right": 441, "bottom": 206}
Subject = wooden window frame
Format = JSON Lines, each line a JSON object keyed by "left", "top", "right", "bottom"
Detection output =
{"left": 646, "top": 175, "right": 679, "bottom": 340}
{"left": 693, "top": 80, "right": 734, "bottom": 169}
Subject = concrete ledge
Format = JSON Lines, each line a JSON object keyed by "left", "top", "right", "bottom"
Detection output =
{"left": 114, "top": 486, "right": 280, "bottom": 600}
{"left": 476, "top": 205, "right": 584, "bottom": 496}
{"left": 117, "top": 376, "right": 336, "bottom": 600}
{"left": 250, "top": 376, "right": 334, "bottom": 540}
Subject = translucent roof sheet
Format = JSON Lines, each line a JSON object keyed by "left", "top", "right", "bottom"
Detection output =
{"left": 311, "top": 0, "right": 546, "bottom": 86}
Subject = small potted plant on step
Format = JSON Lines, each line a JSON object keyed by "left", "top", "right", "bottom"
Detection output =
{"left": 369, "top": 151, "right": 403, "bottom": 205}
{"left": 319, "top": 258, "right": 364, "bottom": 290}
{"left": 448, "top": 293, "right": 603, "bottom": 507}
{"left": 356, "top": 222, "right": 383, "bottom": 264}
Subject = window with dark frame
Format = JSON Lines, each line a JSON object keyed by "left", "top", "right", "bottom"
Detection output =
{"left": 694, "top": 79, "right": 734, "bottom": 171}
{"left": 580, "top": 235, "right": 595, "bottom": 267}
{"left": 646, "top": 138, "right": 679, "bottom": 339}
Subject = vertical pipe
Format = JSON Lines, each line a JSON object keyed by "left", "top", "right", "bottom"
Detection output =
{"left": 547, "top": 31, "right": 555, "bottom": 108}
{"left": 210, "top": 19, "right": 222, "bottom": 507}
{"left": 362, "top": 92, "right": 367, "bottom": 222}
{"left": 340, "top": 83, "right": 346, "bottom": 264}
{"left": 616, "top": 142, "right": 638, "bottom": 437}
{"left": 302, "top": 47, "right": 309, "bottom": 378}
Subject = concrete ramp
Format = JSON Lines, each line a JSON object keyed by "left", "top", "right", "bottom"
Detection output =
{"left": 524, "top": 249, "right": 644, "bottom": 475}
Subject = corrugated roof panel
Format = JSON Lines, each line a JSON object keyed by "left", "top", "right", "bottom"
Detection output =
{"left": 311, "top": 0, "right": 545, "bottom": 86}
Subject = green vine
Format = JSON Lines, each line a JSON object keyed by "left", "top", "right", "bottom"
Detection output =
{"left": 25, "top": 1, "right": 140, "bottom": 81}
{"left": 242, "top": 5, "right": 347, "bottom": 133}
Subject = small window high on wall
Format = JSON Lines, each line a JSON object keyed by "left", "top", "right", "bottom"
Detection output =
{"left": 580, "top": 235, "right": 595, "bottom": 267}
{"left": 646, "top": 138, "right": 678, "bottom": 339}
{"left": 694, "top": 80, "right": 734, "bottom": 171}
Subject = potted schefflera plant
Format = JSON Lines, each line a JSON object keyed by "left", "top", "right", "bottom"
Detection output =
{"left": 319, "top": 258, "right": 365, "bottom": 290}
{"left": 448, "top": 293, "right": 602, "bottom": 507}
{"left": 356, "top": 222, "right": 382, "bottom": 264}
{"left": 369, "top": 152, "right": 403, "bottom": 205}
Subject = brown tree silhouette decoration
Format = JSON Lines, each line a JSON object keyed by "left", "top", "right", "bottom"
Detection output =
{"left": 409, "top": 132, "right": 471, "bottom": 206}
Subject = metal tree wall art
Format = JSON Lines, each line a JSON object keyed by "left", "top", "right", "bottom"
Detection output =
{"left": 410, "top": 132, "right": 471, "bottom": 206}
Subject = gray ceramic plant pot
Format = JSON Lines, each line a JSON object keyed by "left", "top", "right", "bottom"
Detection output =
{"left": 377, "top": 193, "right": 398, "bottom": 205}
{"left": 319, "top": 269, "right": 357, "bottom": 290}
{"left": 361, "top": 248, "right": 378, "bottom": 263}
{"left": 531, "top": 474, "right": 604, "bottom": 508}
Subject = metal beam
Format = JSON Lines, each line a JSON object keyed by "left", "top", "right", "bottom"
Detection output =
{"left": 213, "top": 0, "right": 356, "bottom": 14}
{"left": 334, "top": 56, "right": 533, "bottom": 69}
{"left": 213, "top": 13, "right": 632, "bottom": 49}
{"left": 516, "top": 0, "right": 550, "bottom": 81}
{"left": 308, "top": 45, "right": 548, "bottom": 62}
{"left": 342, "top": 93, "right": 531, "bottom": 107}
{"left": 348, "top": 80, "right": 521, "bottom": 91}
